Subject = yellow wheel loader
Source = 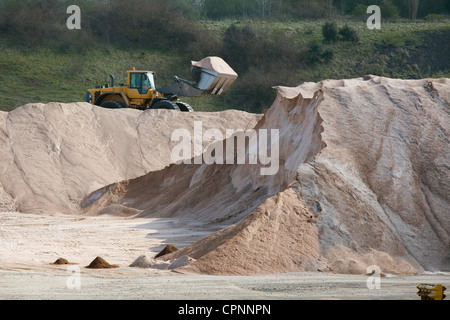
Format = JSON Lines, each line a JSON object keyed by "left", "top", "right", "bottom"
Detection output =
{"left": 85, "top": 57, "right": 238, "bottom": 112}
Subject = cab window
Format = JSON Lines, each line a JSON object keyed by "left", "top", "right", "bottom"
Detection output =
{"left": 130, "top": 73, "right": 154, "bottom": 94}
{"left": 144, "top": 72, "right": 155, "bottom": 90}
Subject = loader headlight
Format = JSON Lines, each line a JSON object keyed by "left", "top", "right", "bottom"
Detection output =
{"left": 86, "top": 91, "right": 93, "bottom": 103}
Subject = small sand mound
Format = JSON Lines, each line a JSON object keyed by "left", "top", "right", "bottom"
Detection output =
{"left": 52, "top": 257, "right": 70, "bottom": 265}
{"left": 129, "top": 255, "right": 155, "bottom": 268}
{"left": 155, "top": 245, "right": 178, "bottom": 258}
{"left": 86, "top": 256, "right": 118, "bottom": 269}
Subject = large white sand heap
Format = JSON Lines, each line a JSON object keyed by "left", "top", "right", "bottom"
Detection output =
{"left": 82, "top": 76, "right": 449, "bottom": 275}
{"left": 0, "top": 103, "right": 260, "bottom": 214}
{"left": 1, "top": 76, "right": 448, "bottom": 275}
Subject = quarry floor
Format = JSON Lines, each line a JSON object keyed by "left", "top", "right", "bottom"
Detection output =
{"left": 0, "top": 212, "right": 448, "bottom": 300}
{"left": 0, "top": 268, "right": 448, "bottom": 300}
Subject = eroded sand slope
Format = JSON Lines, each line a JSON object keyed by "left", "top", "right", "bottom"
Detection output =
{"left": 82, "top": 76, "right": 449, "bottom": 275}
{"left": 1, "top": 76, "right": 448, "bottom": 275}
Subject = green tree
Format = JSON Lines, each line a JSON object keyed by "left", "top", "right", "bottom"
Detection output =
{"left": 381, "top": 0, "right": 400, "bottom": 19}
{"left": 351, "top": 4, "right": 369, "bottom": 18}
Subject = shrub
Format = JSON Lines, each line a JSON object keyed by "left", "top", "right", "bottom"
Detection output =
{"left": 221, "top": 23, "right": 305, "bottom": 74}
{"left": 0, "top": 0, "right": 65, "bottom": 47}
{"left": 306, "top": 41, "right": 334, "bottom": 65}
{"left": 222, "top": 67, "right": 298, "bottom": 114}
{"left": 220, "top": 23, "right": 308, "bottom": 113}
{"left": 424, "top": 13, "right": 444, "bottom": 20}
{"left": 223, "top": 69, "right": 277, "bottom": 113}
{"left": 338, "top": 24, "right": 359, "bottom": 43}
{"left": 84, "top": 0, "right": 212, "bottom": 57}
{"left": 307, "top": 41, "right": 323, "bottom": 64}
{"left": 221, "top": 24, "right": 258, "bottom": 74}
{"left": 321, "top": 49, "right": 334, "bottom": 63}
{"left": 351, "top": 4, "right": 368, "bottom": 18}
{"left": 322, "top": 22, "right": 338, "bottom": 43}
{"left": 171, "top": 0, "right": 203, "bottom": 20}
{"left": 379, "top": 33, "right": 406, "bottom": 49}
{"left": 288, "top": 0, "right": 327, "bottom": 19}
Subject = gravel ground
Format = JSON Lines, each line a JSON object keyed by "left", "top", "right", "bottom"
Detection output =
{"left": 0, "top": 269, "right": 448, "bottom": 300}
{"left": 0, "top": 212, "right": 447, "bottom": 300}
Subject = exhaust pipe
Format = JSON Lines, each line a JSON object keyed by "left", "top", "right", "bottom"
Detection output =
{"left": 110, "top": 74, "right": 115, "bottom": 88}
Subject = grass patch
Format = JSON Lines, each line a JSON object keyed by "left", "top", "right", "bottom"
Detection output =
{"left": 0, "top": 19, "right": 449, "bottom": 112}
{"left": 0, "top": 37, "right": 185, "bottom": 111}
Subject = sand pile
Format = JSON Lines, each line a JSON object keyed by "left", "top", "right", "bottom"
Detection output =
{"left": 160, "top": 188, "right": 324, "bottom": 274}
{"left": 149, "top": 255, "right": 196, "bottom": 270}
{"left": 52, "top": 258, "right": 72, "bottom": 265}
{"left": 83, "top": 76, "right": 449, "bottom": 275}
{"left": 86, "top": 256, "right": 118, "bottom": 269}
{"left": 0, "top": 103, "right": 260, "bottom": 214}
{"left": 1, "top": 76, "right": 448, "bottom": 275}
{"left": 130, "top": 255, "right": 154, "bottom": 268}
{"left": 129, "top": 253, "right": 195, "bottom": 270}
{"left": 155, "top": 245, "right": 178, "bottom": 258}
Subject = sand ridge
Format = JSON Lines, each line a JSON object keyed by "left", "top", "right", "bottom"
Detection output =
{"left": 0, "top": 103, "right": 260, "bottom": 214}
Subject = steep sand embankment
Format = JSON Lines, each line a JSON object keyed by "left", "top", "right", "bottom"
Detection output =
{"left": 82, "top": 76, "right": 449, "bottom": 275}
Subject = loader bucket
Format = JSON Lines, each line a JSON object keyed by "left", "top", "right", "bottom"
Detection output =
{"left": 191, "top": 57, "right": 238, "bottom": 95}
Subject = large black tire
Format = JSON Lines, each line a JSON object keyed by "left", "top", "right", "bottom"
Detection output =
{"left": 175, "top": 101, "right": 194, "bottom": 112}
{"left": 100, "top": 101, "right": 123, "bottom": 109}
{"left": 152, "top": 100, "right": 180, "bottom": 111}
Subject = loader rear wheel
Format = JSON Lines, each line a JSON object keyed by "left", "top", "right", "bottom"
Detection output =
{"left": 176, "top": 101, "right": 194, "bottom": 112}
{"left": 100, "top": 101, "right": 123, "bottom": 109}
{"left": 152, "top": 100, "right": 180, "bottom": 111}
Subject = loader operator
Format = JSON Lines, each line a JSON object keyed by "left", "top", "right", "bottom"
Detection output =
{"left": 130, "top": 73, "right": 154, "bottom": 94}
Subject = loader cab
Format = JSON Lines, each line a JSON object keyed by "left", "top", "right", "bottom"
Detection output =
{"left": 127, "top": 70, "right": 156, "bottom": 95}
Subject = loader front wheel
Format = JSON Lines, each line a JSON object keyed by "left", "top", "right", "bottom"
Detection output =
{"left": 100, "top": 101, "right": 123, "bottom": 109}
{"left": 176, "top": 101, "right": 194, "bottom": 112}
{"left": 152, "top": 100, "right": 180, "bottom": 111}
